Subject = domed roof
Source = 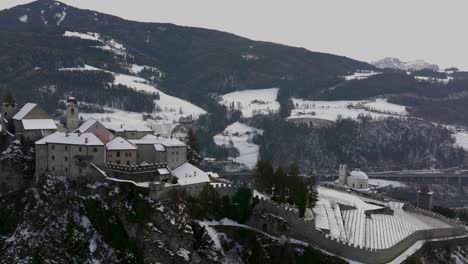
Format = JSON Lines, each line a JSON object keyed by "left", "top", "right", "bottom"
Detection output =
{"left": 349, "top": 169, "right": 368, "bottom": 180}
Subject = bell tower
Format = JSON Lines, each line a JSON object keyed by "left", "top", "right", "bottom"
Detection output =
{"left": 1, "top": 90, "right": 17, "bottom": 134}
{"left": 338, "top": 162, "right": 348, "bottom": 186}
{"left": 66, "top": 97, "right": 79, "bottom": 131}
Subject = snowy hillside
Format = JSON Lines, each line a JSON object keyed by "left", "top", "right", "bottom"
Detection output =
{"left": 342, "top": 71, "right": 381, "bottom": 81}
{"left": 219, "top": 88, "right": 280, "bottom": 118}
{"left": 60, "top": 65, "right": 206, "bottom": 125}
{"left": 78, "top": 104, "right": 173, "bottom": 136}
{"left": 371, "top": 57, "right": 440, "bottom": 71}
{"left": 414, "top": 75, "right": 453, "bottom": 84}
{"left": 63, "top": 31, "right": 128, "bottom": 57}
{"left": 288, "top": 98, "right": 408, "bottom": 122}
{"left": 213, "top": 122, "right": 263, "bottom": 169}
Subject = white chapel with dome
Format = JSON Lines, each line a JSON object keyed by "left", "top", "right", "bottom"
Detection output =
{"left": 337, "top": 163, "right": 369, "bottom": 191}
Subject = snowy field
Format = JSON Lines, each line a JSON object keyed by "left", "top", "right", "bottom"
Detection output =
{"left": 213, "top": 122, "right": 263, "bottom": 169}
{"left": 342, "top": 71, "right": 381, "bottom": 81}
{"left": 452, "top": 131, "right": 468, "bottom": 150}
{"left": 313, "top": 187, "right": 452, "bottom": 249}
{"left": 60, "top": 65, "right": 206, "bottom": 125}
{"left": 79, "top": 105, "right": 175, "bottom": 136}
{"left": 289, "top": 98, "right": 408, "bottom": 123}
{"left": 219, "top": 88, "right": 280, "bottom": 118}
{"left": 63, "top": 31, "right": 127, "bottom": 57}
{"left": 414, "top": 76, "right": 453, "bottom": 84}
{"left": 368, "top": 179, "right": 407, "bottom": 188}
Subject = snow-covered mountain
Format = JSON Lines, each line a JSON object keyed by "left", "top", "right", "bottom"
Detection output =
{"left": 371, "top": 57, "right": 440, "bottom": 71}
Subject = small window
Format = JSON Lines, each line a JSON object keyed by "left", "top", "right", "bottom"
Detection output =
{"left": 52, "top": 155, "right": 55, "bottom": 161}
{"left": 126, "top": 161, "right": 130, "bottom": 165}
{"left": 79, "top": 147, "right": 82, "bottom": 152}
{"left": 51, "top": 145, "right": 55, "bottom": 150}
{"left": 93, "top": 148, "right": 98, "bottom": 152}
{"left": 52, "top": 166, "right": 55, "bottom": 171}
{"left": 65, "top": 146, "right": 68, "bottom": 151}
{"left": 65, "top": 156, "right": 68, "bottom": 161}
{"left": 116, "top": 151, "right": 121, "bottom": 157}
{"left": 71, "top": 108, "right": 75, "bottom": 115}
{"left": 116, "top": 160, "right": 121, "bottom": 164}
{"left": 65, "top": 168, "right": 68, "bottom": 172}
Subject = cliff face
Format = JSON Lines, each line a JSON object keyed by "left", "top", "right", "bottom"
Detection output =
{"left": 0, "top": 176, "right": 199, "bottom": 263}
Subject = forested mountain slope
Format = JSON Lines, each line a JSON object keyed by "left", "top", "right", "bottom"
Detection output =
{"left": 0, "top": 0, "right": 374, "bottom": 111}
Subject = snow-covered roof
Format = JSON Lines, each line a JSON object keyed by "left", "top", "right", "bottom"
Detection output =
{"left": 12, "top": 103, "right": 37, "bottom": 120}
{"left": 154, "top": 144, "right": 165, "bottom": 151}
{"left": 130, "top": 136, "right": 186, "bottom": 147}
{"left": 21, "top": 119, "right": 57, "bottom": 130}
{"left": 105, "top": 122, "right": 152, "bottom": 133}
{"left": 157, "top": 168, "right": 171, "bottom": 175}
{"left": 349, "top": 169, "right": 369, "bottom": 180}
{"left": 74, "top": 119, "right": 99, "bottom": 133}
{"left": 36, "top": 132, "right": 104, "bottom": 146}
{"left": 172, "top": 162, "right": 210, "bottom": 186}
{"left": 106, "top": 137, "right": 137, "bottom": 150}
{"left": 418, "top": 185, "right": 433, "bottom": 194}
{"left": 206, "top": 172, "right": 220, "bottom": 178}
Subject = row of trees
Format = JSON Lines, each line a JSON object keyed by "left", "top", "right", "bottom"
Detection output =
{"left": 255, "top": 160, "right": 318, "bottom": 217}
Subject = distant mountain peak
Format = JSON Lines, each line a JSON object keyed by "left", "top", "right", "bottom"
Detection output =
{"left": 371, "top": 57, "right": 439, "bottom": 71}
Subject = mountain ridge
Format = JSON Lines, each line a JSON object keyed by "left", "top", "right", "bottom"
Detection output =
{"left": 371, "top": 57, "right": 440, "bottom": 71}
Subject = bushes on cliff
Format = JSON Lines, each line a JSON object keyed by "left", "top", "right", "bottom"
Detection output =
{"left": 187, "top": 185, "right": 257, "bottom": 223}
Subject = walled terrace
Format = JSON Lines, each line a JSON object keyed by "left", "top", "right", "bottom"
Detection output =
{"left": 210, "top": 183, "right": 467, "bottom": 264}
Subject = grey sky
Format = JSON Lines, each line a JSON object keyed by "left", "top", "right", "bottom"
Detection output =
{"left": 2, "top": 0, "right": 468, "bottom": 69}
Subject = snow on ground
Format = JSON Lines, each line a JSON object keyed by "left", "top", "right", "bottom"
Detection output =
{"left": 60, "top": 65, "right": 206, "bottom": 125}
{"left": 314, "top": 186, "right": 453, "bottom": 249}
{"left": 289, "top": 98, "right": 407, "bottom": 123}
{"left": 127, "top": 64, "right": 165, "bottom": 80}
{"left": 342, "top": 71, "right": 381, "bottom": 81}
{"left": 213, "top": 122, "right": 263, "bottom": 169}
{"left": 18, "top": 15, "right": 28, "bottom": 23}
{"left": 414, "top": 76, "right": 453, "bottom": 84}
{"left": 363, "top": 99, "right": 408, "bottom": 115}
{"left": 63, "top": 31, "right": 127, "bottom": 57}
{"left": 63, "top": 31, "right": 100, "bottom": 41}
{"left": 219, "top": 88, "right": 280, "bottom": 118}
{"left": 368, "top": 179, "right": 407, "bottom": 188}
{"left": 55, "top": 10, "right": 67, "bottom": 26}
{"left": 452, "top": 131, "right": 468, "bottom": 150}
{"left": 199, "top": 221, "right": 223, "bottom": 250}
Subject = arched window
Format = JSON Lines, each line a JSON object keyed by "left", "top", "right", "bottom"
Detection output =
{"left": 71, "top": 108, "right": 75, "bottom": 115}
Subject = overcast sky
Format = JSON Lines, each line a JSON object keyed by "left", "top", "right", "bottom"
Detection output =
{"left": 2, "top": 0, "right": 468, "bottom": 69}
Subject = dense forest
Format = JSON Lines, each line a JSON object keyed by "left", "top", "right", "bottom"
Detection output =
{"left": 253, "top": 117, "right": 465, "bottom": 172}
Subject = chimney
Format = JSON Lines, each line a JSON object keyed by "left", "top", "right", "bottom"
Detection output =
{"left": 65, "top": 132, "right": 69, "bottom": 137}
